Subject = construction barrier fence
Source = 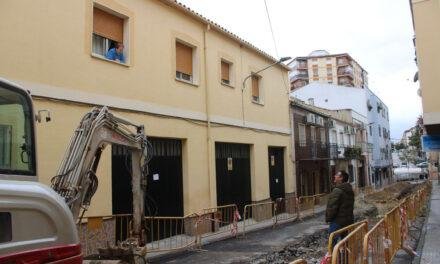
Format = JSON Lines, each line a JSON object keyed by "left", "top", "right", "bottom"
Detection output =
{"left": 290, "top": 181, "right": 432, "bottom": 264}
{"left": 331, "top": 223, "right": 368, "bottom": 264}
{"left": 274, "top": 196, "right": 300, "bottom": 224}
{"left": 242, "top": 201, "right": 276, "bottom": 236}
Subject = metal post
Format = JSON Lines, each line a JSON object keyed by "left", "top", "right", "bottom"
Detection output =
{"left": 131, "top": 150, "right": 145, "bottom": 245}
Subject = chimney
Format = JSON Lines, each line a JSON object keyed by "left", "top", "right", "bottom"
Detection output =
{"left": 308, "top": 98, "right": 314, "bottom": 105}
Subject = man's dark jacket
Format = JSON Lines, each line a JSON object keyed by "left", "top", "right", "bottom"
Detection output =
{"left": 325, "top": 182, "right": 354, "bottom": 227}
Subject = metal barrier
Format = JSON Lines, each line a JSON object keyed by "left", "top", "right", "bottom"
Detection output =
{"left": 327, "top": 220, "right": 368, "bottom": 255}
{"left": 274, "top": 196, "right": 300, "bottom": 224}
{"left": 243, "top": 201, "right": 276, "bottom": 236}
{"left": 298, "top": 195, "right": 316, "bottom": 216}
{"left": 384, "top": 204, "right": 402, "bottom": 260}
{"left": 78, "top": 214, "right": 133, "bottom": 256}
{"left": 144, "top": 214, "right": 199, "bottom": 254}
{"left": 331, "top": 223, "right": 368, "bottom": 264}
{"left": 362, "top": 218, "right": 389, "bottom": 264}
{"left": 315, "top": 193, "right": 329, "bottom": 207}
{"left": 196, "top": 204, "right": 241, "bottom": 239}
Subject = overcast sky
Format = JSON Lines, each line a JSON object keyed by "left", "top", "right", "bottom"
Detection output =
{"left": 178, "top": 0, "right": 421, "bottom": 141}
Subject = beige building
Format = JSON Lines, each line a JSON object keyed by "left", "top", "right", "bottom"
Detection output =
{"left": 0, "top": 0, "right": 293, "bottom": 217}
{"left": 289, "top": 50, "right": 368, "bottom": 90}
{"left": 410, "top": 0, "right": 440, "bottom": 179}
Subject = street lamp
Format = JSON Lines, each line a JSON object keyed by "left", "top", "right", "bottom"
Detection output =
{"left": 241, "top": 56, "right": 291, "bottom": 124}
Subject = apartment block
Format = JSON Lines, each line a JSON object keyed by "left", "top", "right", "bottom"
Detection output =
{"left": 289, "top": 50, "right": 368, "bottom": 90}
{"left": 291, "top": 83, "right": 392, "bottom": 187}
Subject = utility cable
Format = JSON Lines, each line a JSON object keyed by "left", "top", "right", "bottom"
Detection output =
{"left": 263, "top": 0, "right": 290, "bottom": 94}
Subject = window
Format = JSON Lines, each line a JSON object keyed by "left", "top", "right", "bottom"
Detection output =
{"left": 378, "top": 125, "right": 381, "bottom": 137}
{"left": 0, "top": 125, "right": 11, "bottom": 168}
{"left": 311, "top": 126, "right": 316, "bottom": 142}
{"left": 176, "top": 41, "right": 193, "bottom": 82}
{"left": 92, "top": 7, "right": 126, "bottom": 63}
{"left": 326, "top": 64, "right": 332, "bottom": 76}
{"left": 326, "top": 57, "right": 331, "bottom": 61}
{"left": 0, "top": 212, "right": 12, "bottom": 243}
{"left": 251, "top": 74, "right": 261, "bottom": 103}
{"left": 0, "top": 85, "right": 35, "bottom": 175}
{"left": 312, "top": 58, "right": 318, "bottom": 62}
{"left": 369, "top": 125, "right": 372, "bottom": 136}
{"left": 312, "top": 65, "right": 318, "bottom": 77}
{"left": 298, "top": 124, "right": 306, "bottom": 146}
{"left": 339, "top": 132, "right": 344, "bottom": 146}
{"left": 320, "top": 128, "right": 326, "bottom": 145}
{"left": 221, "top": 60, "right": 231, "bottom": 85}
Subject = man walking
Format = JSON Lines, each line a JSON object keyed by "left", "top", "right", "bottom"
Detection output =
{"left": 326, "top": 170, "right": 354, "bottom": 246}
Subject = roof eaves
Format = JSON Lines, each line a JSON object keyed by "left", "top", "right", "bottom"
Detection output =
{"left": 159, "top": 0, "right": 291, "bottom": 71}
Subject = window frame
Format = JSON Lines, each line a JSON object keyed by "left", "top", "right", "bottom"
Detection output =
{"left": 220, "top": 59, "right": 234, "bottom": 87}
{"left": 0, "top": 82, "right": 36, "bottom": 176}
{"left": 251, "top": 73, "right": 263, "bottom": 105}
{"left": 91, "top": 4, "right": 130, "bottom": 66}
{"left": 175, "top": 39, "right": 199, "bottom": 86}
{"left": 298, "top": 123, "right": 307, "bottom": 147}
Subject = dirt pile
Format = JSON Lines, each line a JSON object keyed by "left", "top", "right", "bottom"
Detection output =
{"left": 362, "top": 182, "right": 419, "bottom": 217}
{"left": 250, "top": 229, "right": 328, "bottom": 264}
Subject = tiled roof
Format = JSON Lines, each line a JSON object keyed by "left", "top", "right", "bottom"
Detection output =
{"left": 159, "top": 0, "right": 291, "bottom": 71}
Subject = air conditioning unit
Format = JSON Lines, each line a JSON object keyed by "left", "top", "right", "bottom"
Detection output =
{"left": 306, "top": 113, "right": 315, "bottom": 123}
{"left": 328, "top": 120, "right": 335, "bottom": 128}
{"left": 316, "top": 116, "right": 324, "bottom": 126}
{"left": 344, "top": 125, "right": 350, "bottom": 133}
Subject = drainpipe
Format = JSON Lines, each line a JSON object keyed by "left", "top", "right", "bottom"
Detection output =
{"left": 203, "top": 24, "right": 214, "bottom": 207}
{"left": 289, "top": 103, "right": 297, "bottom": 195}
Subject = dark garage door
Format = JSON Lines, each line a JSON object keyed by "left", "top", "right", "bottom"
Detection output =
{"left": 268, "top": 147, "right": 285, "bottom": 200}
{"left": 112, "top": 139, "right": 183, "bottom": 217}
{"left": 215, "top": 142, "right": 251, "bottom": 214}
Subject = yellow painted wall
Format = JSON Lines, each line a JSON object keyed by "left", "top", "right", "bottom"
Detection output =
{"left": 0, "top": 0, "right": 293, "bottom": 216}
{"left": 412, "top": 0, "right": 440, "bottom": 120}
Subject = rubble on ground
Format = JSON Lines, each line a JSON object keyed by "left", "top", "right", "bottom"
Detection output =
{"left": 251, "top": 181, "right": 426, "bottom": 264}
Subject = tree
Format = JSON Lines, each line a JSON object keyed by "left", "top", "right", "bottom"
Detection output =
{"left": 398, "top": 147, "right": 418, "bottom": 165}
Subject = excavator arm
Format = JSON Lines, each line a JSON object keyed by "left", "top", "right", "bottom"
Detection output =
{"left": 51, "top": 106, "right": 150, "bottom": 244}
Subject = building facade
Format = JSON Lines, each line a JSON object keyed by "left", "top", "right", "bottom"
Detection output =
{"left": 291, "top": 83, "right": 392, "bottom": 187}
{"left": 291, "top": 99, "right": 330, "bottom": 196}
{"left": 410, "top": 0, "right": 440, "bottom": 179}
{"left": 289, "top": 50, "right": 368, "bottom": 90}
{"left": 0, "top": 0, "right": 294, "bottom": 217}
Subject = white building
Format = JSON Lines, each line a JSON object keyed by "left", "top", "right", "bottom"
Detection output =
{"left": 291, "top": 82, "right": 392, "bottom": 186}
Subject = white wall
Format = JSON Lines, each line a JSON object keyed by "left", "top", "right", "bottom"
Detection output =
{"left": 290, "top": 83, "right": 369, "bottom": 118}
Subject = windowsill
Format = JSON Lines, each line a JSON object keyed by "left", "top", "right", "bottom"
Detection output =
{"left": 175, "top": 77, "right": 199, "bottom": 87}
{"left": 221, "top": 81, "right": 234, "bottom": 88}
{"left": 91, "top": 53, "right": 130, "bottom": 67}
{"left": 252, "top": 99, "right": 264, "bottom": 106}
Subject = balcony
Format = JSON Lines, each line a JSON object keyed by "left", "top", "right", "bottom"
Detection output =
{"left": 329, "top": 144, "right": 344, "bottom": 159}
{"left": 355, "top": 142, "right": 369, "bottom": 155}
{"left": 337, "top": 66, "right": 354, "bottom": 79}
{"left": 344, "top": 146, "right": 362, "bottom": 160}
{"left": 291, "top": 79, "right": 309, "bottom": 90}
{"left": 338, "top": 77, "right": 354, "bottom": 87}
{"left": 336, "top": 56, "right": 351, "bottom": 67}
{"left": 291, "top": 72, "right": 309, "bottom": 81}
{"left": 295, "top": 140, "right": 330, "bottom": 160}
{"left": 296, "top": 60, "right": 308, "bottom": 69}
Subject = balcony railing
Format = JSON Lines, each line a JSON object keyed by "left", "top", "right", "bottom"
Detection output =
{"left": 337, "top": 66, "right": 354, "bottom": 78}
{"left": 328, "top": 144, "right": 362, "bottom": 160}
{"left": 291, "top": 73, "right": 309, "bottom": 81}
{"left": 297, "top": 61, "right": 308, "bottom": 69}
{"left": 295, "top": 140, "right": 330, "bottom": 160}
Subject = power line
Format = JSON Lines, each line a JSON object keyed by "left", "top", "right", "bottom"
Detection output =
{"left": 263, "top": 0, "right": 290, "bottom": 94}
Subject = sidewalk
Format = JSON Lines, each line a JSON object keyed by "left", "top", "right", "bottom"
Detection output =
{"left": 415, "top": 180, "right": 440, "bottom": 264}
{"left": 148, "top": 208, "right": 327, "bottom": 263}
